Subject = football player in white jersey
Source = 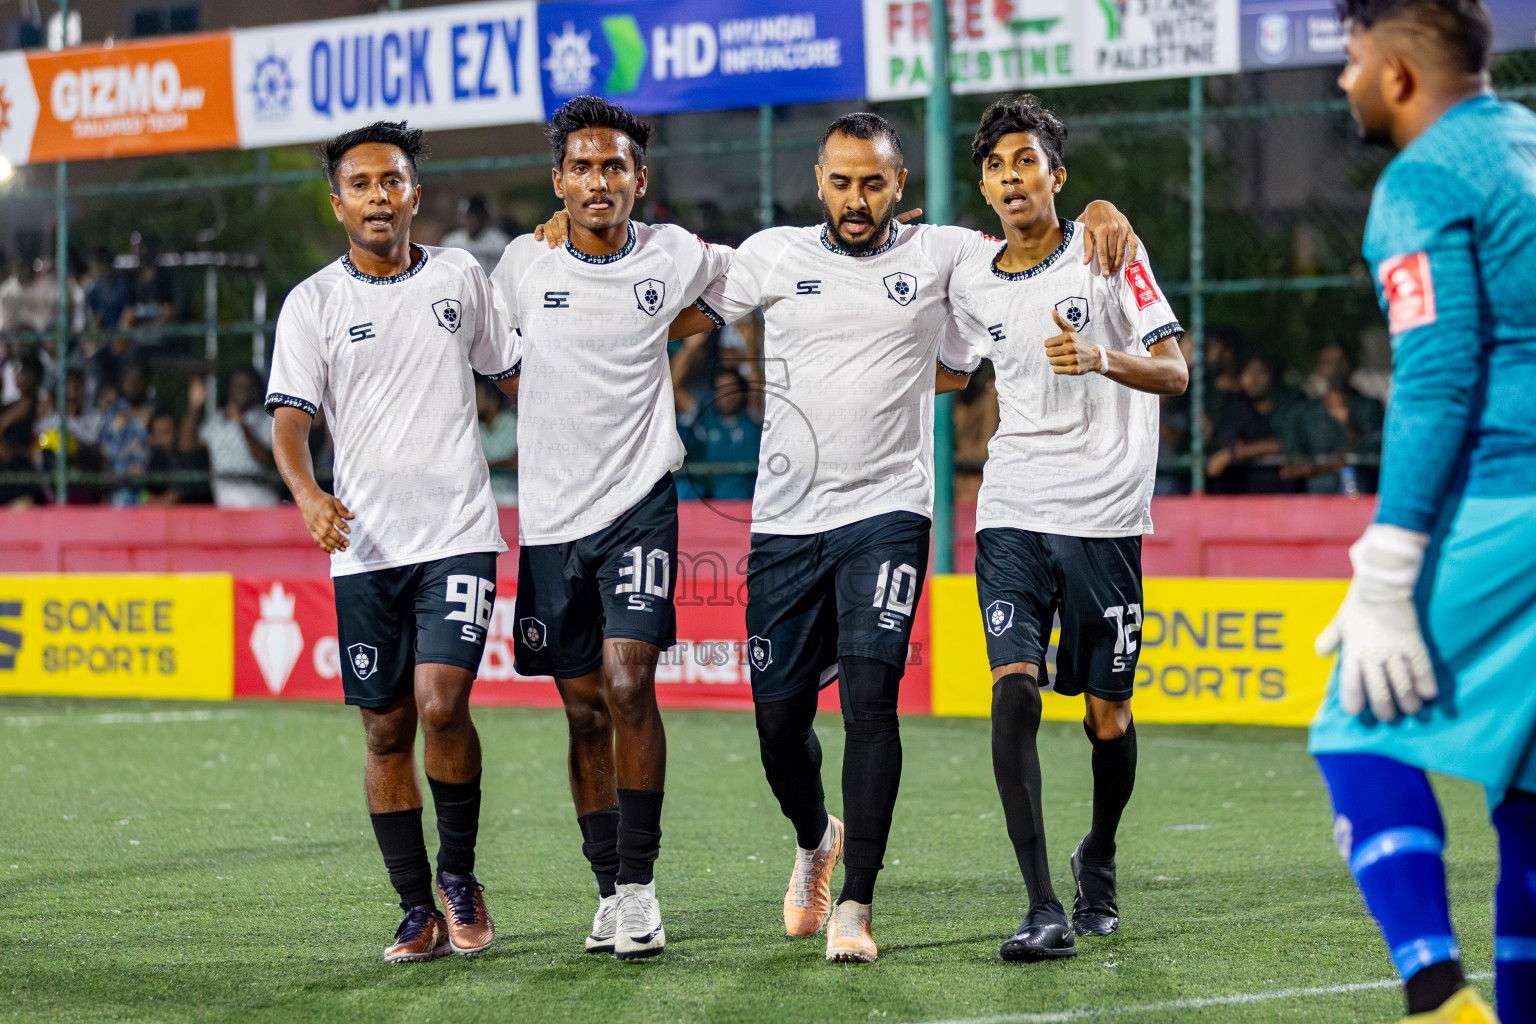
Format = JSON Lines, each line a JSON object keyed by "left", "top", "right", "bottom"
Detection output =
{"left": 939, "top": 95, "right": 1188, "bottom": 962}
{"left": 489, "top": 97, "right": 732, "bottom": 961}
{"left": 699, "top": 112, "right": 1138, "bottom": 963}
{"left": 266, "top": 123, "right": 521, "bottom": 964}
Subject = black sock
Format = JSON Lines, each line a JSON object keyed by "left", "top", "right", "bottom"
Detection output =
{"left": 836, "top": 656, "right": 903, "bottom": 907}
{"left": 577, "top": 807, "right": 621, "bottom": 897}
{"left": 755, "top": 687, "right": 829, "bottom": 850}
{"left": 616, "top": 788, "right": 664, "bottom": 886}
{"left": 370, "top": 807, "right": 434, "bottom": 909}
{"left": 1083, "top": 718, "right": 1137, "bottom": 863}
{"left": 426, "top": 773, "right": 481, "bottom": 877}
{"left": 1405, "top": 959, "right": 1467, "bottom": 1014}
{"left": 992, "top": 673, "right": 1058, "bottom": 910}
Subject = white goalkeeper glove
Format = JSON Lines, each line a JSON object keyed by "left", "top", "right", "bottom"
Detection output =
{"left": 1314, "top": 523, "right": 1438, "bottom": 722}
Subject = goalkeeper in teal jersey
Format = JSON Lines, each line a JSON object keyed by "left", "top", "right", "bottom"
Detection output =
{"left": 1307, "top": 2, "right": 1536, "bottom": 1021}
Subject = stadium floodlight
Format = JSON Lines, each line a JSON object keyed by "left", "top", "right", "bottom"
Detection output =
{"left": 0, "top": 156, "right": 13, "bottom": 184}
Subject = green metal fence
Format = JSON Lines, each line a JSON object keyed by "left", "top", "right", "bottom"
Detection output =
{"left": 1, "top": 48, "right": 1533, "bottom": 565}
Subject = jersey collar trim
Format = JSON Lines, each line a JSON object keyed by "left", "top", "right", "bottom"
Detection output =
{"left": 989, "top": 220, "right": 1075, "bottom": 281}
{"left": 340, "top": 243, "right": 429, "bottom": 285}
{"left": 819, "top": 219, "right": 901, "bottom": 259}
{"left": 565, "top": 222, "right": 637, "bottom": 265}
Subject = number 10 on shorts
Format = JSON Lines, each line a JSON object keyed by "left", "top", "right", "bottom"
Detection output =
{"left": 446, "top": 574, "right": 496, "bottom": 642}
{"left": 872, "top": 560, "right": 919, "bottom": 631}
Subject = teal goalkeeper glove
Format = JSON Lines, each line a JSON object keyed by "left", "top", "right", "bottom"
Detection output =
{"left": 1314, "top": 524, "right": 1438, "bottom": 722}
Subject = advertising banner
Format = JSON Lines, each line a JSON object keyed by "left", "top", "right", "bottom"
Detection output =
{"left": 866, "top": 0, "right": 1241, "bottom": 101}
{"left": 536, "top": 0, "right": 865, "bottom": 117}
{"left": 0, "top": 34, "right": 237, "bottom": 166}
{"left": 1242, "top": 0, "right": 1536, "bottom": 70}
{"left": 930, "top": 574, "right": 1346, "bottom": 726}
{"left": 232, "top": 1, "right": 542, "bottom": 149}
{"left": 0, "top": 575, "right": 233, "bottom": 700}
{"left": 235, "top": 574, "right": 931, "bottom": 713}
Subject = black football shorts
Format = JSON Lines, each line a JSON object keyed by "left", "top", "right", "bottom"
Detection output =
{"left": 974, "top": 528, "right": 1143, "bottom": 702}
{"left": 333, "top": 551, "right": 499, "bottom": 708}
{"left": 513, "top": 473, "right": 679, "bottom": 679}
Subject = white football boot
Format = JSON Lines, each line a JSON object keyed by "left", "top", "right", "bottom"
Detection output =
{"left": 613, "top": 880, "right": 665, "bottom": 960}
{"left": 584, "top": 893, "right": 618, "bottom": 954}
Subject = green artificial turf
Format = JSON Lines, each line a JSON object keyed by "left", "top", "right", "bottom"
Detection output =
{"left": 0, "top": 697, "right": 1498, "bottom": 1023}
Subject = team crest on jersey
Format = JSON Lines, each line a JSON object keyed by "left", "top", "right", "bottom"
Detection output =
{"left": 634, "top": 278, "right": 666, "bottom": 317}
{"left": 883, "top": 272, "right": 918, "bottom": 306}
{"left": 747, "top": 635, "right": 773, "bottom": 672}
{"left": 519, "top": 617, "right": 547, "bottom": 651}
{"left": 1054, "top": 296, "right": 1090, "bottom": 332}
{"left": 432, "top": 298, "right": 463, "bottom": 333}
{"left": 347, "top": 643, "right": 379, "bottom": 680}
{"left": 985, "top": 600, "right": 1015, "bottom": 637}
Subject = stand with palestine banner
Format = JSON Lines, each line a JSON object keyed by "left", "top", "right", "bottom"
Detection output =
{"left": 0, "top": 572, "right": 1342, "bottom": 727}
{"left": 0, "top": 1, "right": 1532, "bottom": 168}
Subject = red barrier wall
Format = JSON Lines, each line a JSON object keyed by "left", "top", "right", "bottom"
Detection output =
{"left": 2, "top": 496, "right": 1374, "bottom": 579}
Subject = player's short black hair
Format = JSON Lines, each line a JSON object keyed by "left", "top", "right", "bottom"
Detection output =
{"left": 320, "top": 121, "right": 427, "bottom": 193}
{"left": 546, "top": 95, "right": 652, "bottom": 168}
{"left": 818, "top": 112, "right": 904, "bottom": 167}
{"left": 971, "top": 94, "right": 1067, "bottom": 171}
{"left": 1334, "top": 0, "right": 1492, "bottom": 74}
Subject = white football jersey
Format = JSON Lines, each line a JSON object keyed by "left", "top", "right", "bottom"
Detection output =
{"left": 265, "top": 245, "right": 519, "bottom": 577}
{"left": 944, "top": 221, "right": 1183, "bottom": 538}
{"left": 703, "top": 221, "right": 993, "bottom": 535}
{"left": 491, "top": 221, "right": 732, "bottom": 546}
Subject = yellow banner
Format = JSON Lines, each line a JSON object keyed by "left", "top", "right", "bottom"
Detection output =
{"left": 931, "top": 575, "right": 1347, "bottom": 726}
{"left": 0, "top": 575, "right": 233, "bottom": 699}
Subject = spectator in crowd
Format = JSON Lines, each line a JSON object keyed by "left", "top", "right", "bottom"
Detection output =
{"left": 1283, "top": 343, "right": 1385, "bottom": 494}
{"left": 0, "top": 354, "right": 42, "bottom": 506}
{"left": 144, "top": 411, "right": 202, "bottom": 505}
{"left": 682, "top": 368, "right": 762, "bottom": 500}
{"left": 440, "top": 195, "right": 512, "bottom": 276}
{"left": 181, "top": 368, "right": 277, "bottom": 508}
{"left": 119, "top": 236, "right": 176, "bottom": 336}
{"left": 34, "top": 367, "right": 103, "bottom": 502}
{"left": 1154, "top": 333, "right": 1197, "bottom": 494}
{"left": 1199, "top": 326, "right": 1245, "bottom": 446}
{"left": 953, "top": 367, "right": 999, "bottom": 504}
{"left": 476, "top": 375, "right": 518, "bottom": 507}
{"left": 1206, "top": 352, "right": 1297, "bottom": 494}
{"left": 99, "top": 359, "right": 156, "bottom": 506}
{"left": 83, "top": 247, "right": 128, "bottom": 334}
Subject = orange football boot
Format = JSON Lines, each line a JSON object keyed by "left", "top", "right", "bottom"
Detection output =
{"left": 784, "top": 816, "right": 844, "bottom": 937}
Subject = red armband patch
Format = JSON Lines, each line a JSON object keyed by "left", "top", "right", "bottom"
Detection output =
{"left": 1124, "top": 260, "right": 1161, "bottom": 310}
{"left": 1378, "top": 251, "right": 1437, "bottom": 334}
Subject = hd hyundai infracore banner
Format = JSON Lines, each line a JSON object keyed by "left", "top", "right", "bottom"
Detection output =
{"left": 0, "top": 1, "right": 1531, "bottom": 169}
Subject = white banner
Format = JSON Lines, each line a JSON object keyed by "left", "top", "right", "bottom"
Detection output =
{"left": 865, "top": 0, "right": 1240, "bottom": 101}
{"left": 232, "top": 1, "right": 542, "bottom": 149}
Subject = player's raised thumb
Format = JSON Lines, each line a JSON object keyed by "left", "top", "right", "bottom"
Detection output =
{"left": 1052, "top": 309, "right": 1071, "bottom": 332}
{"left": 1314, "top": 617, "right": 1342, "bottom": 658}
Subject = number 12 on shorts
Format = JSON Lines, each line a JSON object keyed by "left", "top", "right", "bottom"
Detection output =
{"left": 1104, "top": 603, "right": 1142, "bottom": 672}
{"left": 872, "top": 560, "right": 919, "bottom": 631}
{"left": 446, "top": 574, "right": 496, "bottom": 642}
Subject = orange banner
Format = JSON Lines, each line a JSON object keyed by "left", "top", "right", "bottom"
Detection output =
{"left": 25, "top": 33, "right": 237, "bottom": 162}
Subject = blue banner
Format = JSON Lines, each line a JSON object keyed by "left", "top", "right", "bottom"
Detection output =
{"left": 536, "top": 0, "right": 864, "bottom": 117}
{"left": 1242, "top": 0, "right": 1536, "bottom": 70}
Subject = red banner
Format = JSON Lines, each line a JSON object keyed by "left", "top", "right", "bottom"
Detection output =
{"left": 234, "top": 576, "right": 932, "bottom": 713}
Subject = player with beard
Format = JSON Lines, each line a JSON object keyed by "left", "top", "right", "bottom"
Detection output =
{"left": 1307, "top": 2, "right": 1536, "bottom": 1021}
{"left": 941, "top": 95, "right": 1187, "bottom": 963}
{"left": 489, "top": 96, "right": 732, "bottom": 960}
{"left": 267, "top": 122, "right": 520, "bottom": 963}
{"left": 698, "top": 112, "right": 1139, "bottom": 962}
